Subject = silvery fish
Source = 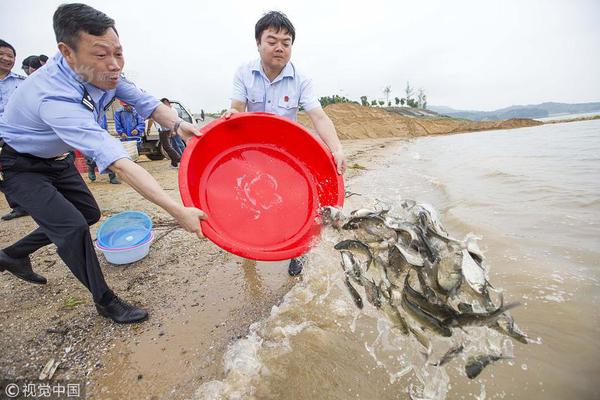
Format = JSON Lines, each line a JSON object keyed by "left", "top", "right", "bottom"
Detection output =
{"left": 403, "top": 273, "right": 457, "bottom": 320}
{"left": 321, "top": 206, "right": 347, "bottom": 229}
{"left": 401, "top": 294, "right": 452, "bottom": 337}
{"left": 394, "top": 243, "right": 424, "bottom": 267}
{"left": 335, "top": 240, "right": 373, "bottom": 270}
{"left": 340, "top": 250, "right": 363, "bottom": 285}
{"left": 380, "top": 302, "right": 409, "bottom": 334}
{"left": 490, "top": 314, "right": 530, "bottom": 344}
{"left": 443, "top": 294, "right": 520, "bottom": 327}
{"left": 361, "top": 276, "right": 382, "bottom": 308}
{"left": 431, "top": 344, "right": 464, "bottom": 367}
{"left": 461, "top": 249, "right": 488, "bottom": 294}
{"left": 344, "top": 277, "right": 363, "bottom": 309}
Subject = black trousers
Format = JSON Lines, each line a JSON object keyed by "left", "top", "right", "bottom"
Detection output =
{"left": 0, "top": 145, "right": 110, "bottom": 302}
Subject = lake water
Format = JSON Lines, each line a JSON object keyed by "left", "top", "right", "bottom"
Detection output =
{"left": 196, "top": 120, "right": 600, "bottom": 400}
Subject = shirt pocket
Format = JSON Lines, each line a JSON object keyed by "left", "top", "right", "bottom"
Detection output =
{"left": 246, "top": 90, "right": 265, "bottom": 105}
{"left": 278, "top": 95, "right": 299, "bottom": 110}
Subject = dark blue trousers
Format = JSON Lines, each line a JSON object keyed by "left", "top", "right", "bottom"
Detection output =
{"left": 0, "top": 145, "right": 110, "bottom": 302}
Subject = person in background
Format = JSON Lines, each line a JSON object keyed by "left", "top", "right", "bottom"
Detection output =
{"left": 223, "top": 11, "right": 346, "bottom": 276}
{"left": 0, "top": 39, "right": 28, "bottom": 221}
{"left": 86, "top": 114, "right": 120, "bottom": 184}
{"left": 21, "top": 55, "right": 42, "bottom": 76}
{"left": 200, "top": 109, "right": 205, "bottom": 121}
{"left": 114, "top": 100, "right": 145, "bottom": 150}
{"left": 147, "top": 97, "right": 181, "bottom": 168}
{"left": 38, "top": 54, "right": 49, "bottom": 65}
{"left": 169, "top": 106, "right": 186, "bottom": 157}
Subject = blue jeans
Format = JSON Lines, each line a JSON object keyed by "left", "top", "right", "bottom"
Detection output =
{"left": 170, "top": 135, "right": 185, "bottom": 157}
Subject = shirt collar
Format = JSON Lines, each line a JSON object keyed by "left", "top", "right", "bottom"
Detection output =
{"left": 0, "top": 71, "right": 23, "bottom": 82}
{"left": 55, "top": 52, "right": 109, "bottom": 106}
{"left": 252, "top": 59, "right": 295, "bottom": 83}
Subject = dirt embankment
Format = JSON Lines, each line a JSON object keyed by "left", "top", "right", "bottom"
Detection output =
{"left": 297, "top": 103, "right": 543, "bottom": 139}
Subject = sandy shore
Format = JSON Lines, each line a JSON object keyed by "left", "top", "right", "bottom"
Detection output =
{"left": 0, "top": 138, "right": 395, "bottom": 400}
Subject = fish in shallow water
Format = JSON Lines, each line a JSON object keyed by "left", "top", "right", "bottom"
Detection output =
{"left": 344, "top": 277, "right": 363, "bottom": 309}
{"left": 431, "top": 344, "right": 464, "bottom": 367}
{"left": 403, "top": 273, "right": 458, "bottom": 320}
{"left": 443, "top": 293, "right": 520, "bottom": 327}
{"left": 465, "top": 354, "right": 513, "bottom": 379}
{"left": 490, "top": 314, "right": 530, "bottom": 344}
{"left": 340, "top": 250, "right": 363, "bottom": 285}
{"left": 401, "top": 294, "right": 452, "bottom": 337}
{"left": 461, "top": 249, "right": 488, "bottom": 294}
{"left": 361, "top": 276, "right": 382, "bottom": 308}
{"left": 380, "top": 301, "right": 409, "bottom": 334}
{"left": 335, "top": 240, "right": 373, "bottom": 270}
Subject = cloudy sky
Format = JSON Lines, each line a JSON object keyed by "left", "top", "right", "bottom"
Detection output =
{"left": 2, "top": 0, "right": 599, "bottom": 113}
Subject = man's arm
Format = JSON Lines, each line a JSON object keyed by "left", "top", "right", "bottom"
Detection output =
{"left": 306, "top": 107, "right": 346, "bottom": 175}
{"left": 223, "top": 99, "right": 246, "bottom": 118}
{"left": 150, "top": 103, "right": 198, "bottom": 141}
{"left": 109, "top": 158, "right": 205, "bottom": 238}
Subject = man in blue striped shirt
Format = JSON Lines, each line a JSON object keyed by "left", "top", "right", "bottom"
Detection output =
{"left": 0, "top": 4, "right": 206, "bottom": 324}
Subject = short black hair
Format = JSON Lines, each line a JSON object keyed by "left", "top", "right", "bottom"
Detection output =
{"left": 160, "top": 97, "right": 170, "bottom": 103}
{"left": 22, "top": 55, "right": 41, "bottom": 69}
{"left": 39, "top": 54, "right": 48, "bottom": 63}
{"left": 53, "top": 3, "right": 117, "bottom": 49}
{"left": 255, "top": 11, "right": 295, "bottom": 44}
{"left": 0, "top": 39, "right": 16, "bottom": 56}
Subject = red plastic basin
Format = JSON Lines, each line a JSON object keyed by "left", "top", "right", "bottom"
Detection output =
{"left": 178, "top": 112, "right": 344, "bottom": 261}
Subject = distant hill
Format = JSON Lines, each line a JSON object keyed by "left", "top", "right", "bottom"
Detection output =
{"left": 429, "top": 102, "right": 600, "bottom": 121}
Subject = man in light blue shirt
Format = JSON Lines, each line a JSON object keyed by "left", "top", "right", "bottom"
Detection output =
{"left": 0, "top": 39, "right": 28, "bottom": 221}
{"left": 0, "top": 4, "right": 206, "bottom": 324}
{"left": 224, "top": 11, "right": 346, "bottom": 276}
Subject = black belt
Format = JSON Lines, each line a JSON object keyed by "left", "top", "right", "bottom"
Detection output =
{"left": 1, "top": 144, "right": 70, "bottom": 161}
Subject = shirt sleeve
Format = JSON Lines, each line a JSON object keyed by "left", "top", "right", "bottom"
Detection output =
{"left": 231, "top": 66, "right": 247, "bottom": 103}
{"left": 39, "top": 99, "right": 129, "bottom": 173}
{"left": 115, "top": 77, "right": 161, "bottom": 119}
{"left": 299, "top": 78, "right": 321, "bottom": 112}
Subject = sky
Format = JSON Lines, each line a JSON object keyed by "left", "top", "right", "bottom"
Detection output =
{"left": 2, "top": 0, "right": 599, "bottom": 113}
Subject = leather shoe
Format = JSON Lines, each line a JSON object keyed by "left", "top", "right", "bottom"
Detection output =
{"left": 0, "top": 250, "right": 47, "bottom": 284}
{"left": 288, "top": 256, "right": 307, "bottom": 276}
{"left": 96, "top": 296, "right": 148, "bottom": 324}
{"left": 1, "top": 208, "right": 28, "bottom": 221}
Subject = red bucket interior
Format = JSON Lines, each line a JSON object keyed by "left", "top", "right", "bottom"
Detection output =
{"left": 179, "top": 113, "right": 344, "bottom": 261}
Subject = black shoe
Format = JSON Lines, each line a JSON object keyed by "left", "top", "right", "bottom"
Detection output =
{"left": 109, "top": 177, "right": 121, "bottom": 184}
{"left": 0, "top": 250, "right": 47, "bottom": 284}
{"left": 288, "top": 256, "right": 307, "bottom": 276}
{"left": 1, "top": 208, "right": 28, "bottom": 221}
{"left": 95, "top": 296, "right": 148, "bottom": 324}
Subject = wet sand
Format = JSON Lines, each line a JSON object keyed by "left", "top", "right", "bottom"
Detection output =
{"left": 0, "top": 140, "right": 391, "bottom": 399}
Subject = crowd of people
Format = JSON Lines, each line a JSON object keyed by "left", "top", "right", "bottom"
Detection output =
{"left": 0, "top": 3, "right": 345, "bottom": 324}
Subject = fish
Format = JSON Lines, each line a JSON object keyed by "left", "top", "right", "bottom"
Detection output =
{"left": 408, "top": 326, "right": 431, "bottom": 351}
{"left": 344, "top": 277, "right": 363, "bottom": 309}
{"left": 461, "top": 249, "right": 488, "bottom": 294}
{"left": 465, "top": 354, "right": 513, "bottom": 379}
{"left": 320, "top": 206, "right": 346, "bottom": 229}
{"left": 431, "top": 344, "right": 464, "bottom": 367}
{"left": 393, "top": 243, "right": 424, "bottom": 267}
{"left": 335, "top": 240, "right": 373, "bottom": 270}
{"left": 340, "top": 251, "right": 363, "bottom": 285}
{"left": 443, "top": 293, "right": 520, "bottom": 327}
{"left": 403, "top": 273, "right": 458, "bottom": 320}
{"left": 388, "top": 245, "right": 411, "bottom": 273}
{"left": 343, "top": 216, "right": 398, "bottom": 243}
{"left": 490, "top": 314, "right": 530, "bottom": 344}
{"left": 465, "top": 234, "right": 485, "bottom": 265}
{"left": 361, "top": 276, "right": 382, "bottom": 308}
{"left": 380, "top": 302, "right": 409, "bottom": 334}
{"left": 414, "top": 203, "right": 448, "bottom": 237}
{"left": 435, "top": 248, "right": 463, "bottom": 296}
{"left": 401, "top": 294, "right": 452, "bottom": 337}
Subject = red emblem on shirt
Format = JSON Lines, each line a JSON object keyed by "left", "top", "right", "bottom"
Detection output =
{"left": 284, "top": 95, "right": 289, "bottom": 102}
